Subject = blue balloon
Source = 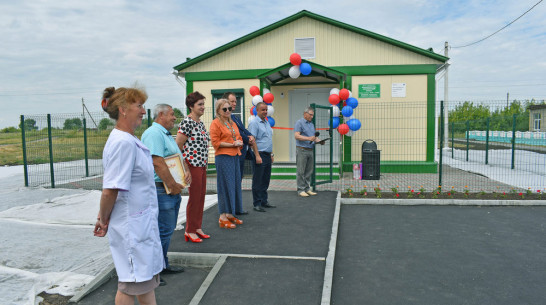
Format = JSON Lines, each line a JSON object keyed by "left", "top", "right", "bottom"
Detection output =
{"left": 341, "top": 106, "right": 353, "bottom": 117}
{"left": 347, "top": 118, "right": 361, "bottom": 131}
{"left": 267, "top": 116, "right": 275, "bottom": 127}
{"left": 300, "top": 63, "right": 312, "bottom": 76}
{"left": 346, "top": 97, "right": 358, "bottom": 109}
{"left": 253, "top": 107, "right": 257, "bottom": 115}
{"left": 329, "top": 117, "right": 340, "bottom": 129}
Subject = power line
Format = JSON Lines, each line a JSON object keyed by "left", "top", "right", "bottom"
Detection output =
{"left": 452, "top": 0, "right": 543, "bottom": 48}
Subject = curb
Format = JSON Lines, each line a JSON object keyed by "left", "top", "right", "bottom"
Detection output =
{"left": 341, "top": 198, "right": 546, "bottom": 206}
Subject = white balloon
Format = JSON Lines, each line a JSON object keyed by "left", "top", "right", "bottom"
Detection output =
{"left": 248, "top": 115, "right": 256, "bottom": 124}
{"left": 289, "top": 65, "right": 301, "bottom": 79}
{"left": 330, "top": 88, "right": 340, "bottom": 96}
{"left": 263, "top": 88, "right": 270, "bottom": 94}
{"left": 332, "top": 105, "right": 340, "bottom": 117}
{"left": 252, "top": 95, "right": 263, "bottom": 106}
{"left": 348, "top": 90, "right": 353, "bottom": 98}
{"left": 346, "top": 130, "right": 354, "bottom": 137}
{"left": 348, "top": 115, "right": 355, "bottom": 121}
{"left": 267, "top": 105, "right": 275, "bottom": 116}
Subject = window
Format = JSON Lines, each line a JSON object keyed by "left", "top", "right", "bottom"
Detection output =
{"left": 211, "top": 89, "right": 245, "bottom": 120}
{"left": 534, "top": 113, "right": 541, "bottom": 131}
{"left": 295, "top": 37, "right": 315, "bottom": 59}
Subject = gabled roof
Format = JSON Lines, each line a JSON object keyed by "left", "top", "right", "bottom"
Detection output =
{"left": 174, "top": 10, "right": 448, "bottom": 71}
{"left": 257, "top": 60, "right": 346, "bottom": 85}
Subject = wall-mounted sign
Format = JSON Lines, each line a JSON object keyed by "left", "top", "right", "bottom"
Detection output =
{"left": 358, "top": 84, "right": 380, "bottom": 98}
{"left": 392, "top": 83, "right": 406, "bottom": 98}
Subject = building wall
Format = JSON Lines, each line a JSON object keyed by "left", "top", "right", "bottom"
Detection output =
{"left": 350, "top": 75, "right": 428, "bottom": 161}
{"left": 529, "top": 108, "right": 546, "bottom": 131}
{"left": 183, "top": 17, "right": 442, "bottom": 73}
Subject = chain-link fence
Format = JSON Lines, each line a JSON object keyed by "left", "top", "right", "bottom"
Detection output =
{"left": 20, "top": 100, "right": 546, "bottom": 193}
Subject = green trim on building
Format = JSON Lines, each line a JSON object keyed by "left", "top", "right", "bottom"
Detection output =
{"left": 257, "top": 60, "right": 347, "bottom": 85}
{"left": 185, "top": 69, "right": 269, "bottom": 81}
{"left": 426, "top": 73, "right": 436, "bottom": 162}
{"left": 174, "top": 10, "right": 447, "bottom": 71}
{"left": 186, "top": 81, "right": 193, "bottom": 115}
{"left": 335, "top": 64, "right": 439, "bottom": 75}
{"left": 342, "top": 161, "right": 438, "bottom": 173}
{"left": 211, "top": 88, "right": 245, "bottom": 95}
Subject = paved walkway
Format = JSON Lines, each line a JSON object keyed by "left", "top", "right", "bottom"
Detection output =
{"left": 73, "top": 192, "right": 545, "bottom": 305}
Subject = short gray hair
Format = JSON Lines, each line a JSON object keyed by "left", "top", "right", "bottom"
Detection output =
{"left": 153, "top": 104, "right": 172, "bottom": 119}
{"left": 304, "top": 107, "right": 314, "bottom": 114}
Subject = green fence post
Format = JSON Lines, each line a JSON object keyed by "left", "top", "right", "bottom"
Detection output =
{"left": 21, "top": 115, "right": 29, "bottom": 187}
{"left": 311, "top": 103, "right": 316, "bottom": 191}
{"left": 47, "top": 114, "right": 55, "bottom": 188}
{"left": 147, "top": 109, "right": 152, "bottom": 127}
{"left": 451, "top": 122, "right": 454, "bottom": 158}
{"left": 439, "top": 101, "right": 444, "bottom": 188}
{"left": 83, "top": 118, "right": 89, "bottom": 177}
{"left": 465, "top": 121, "right": 469, "bottom": 162}
{"left": 511, "top": 114, "right": 516, "bottom": 169}
{"left": 485, "top": 117, "right": 490, "bottom": 165}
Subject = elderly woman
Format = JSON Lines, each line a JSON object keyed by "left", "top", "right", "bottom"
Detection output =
{"left": 210, "top": 99, "right": 244, "bottom": 228}
{"left": 176, "top": 91, "right": 210, "bottom": 242}
{"left": 94, "top": 86, "right": 163, "bottom": 305}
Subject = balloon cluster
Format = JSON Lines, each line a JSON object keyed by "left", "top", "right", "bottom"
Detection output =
{"left": 248, "top": 86, "right": 275, "bottom": 127}
{"left": 328, "top": 88, "right": 361, "bottom": 137}
{"left": 288, "top": 53, "right": 312, "bottom": 79}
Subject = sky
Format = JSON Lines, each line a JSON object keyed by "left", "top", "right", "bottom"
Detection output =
{"left": 1, "top": 0, "right": 545, "bottom": 128}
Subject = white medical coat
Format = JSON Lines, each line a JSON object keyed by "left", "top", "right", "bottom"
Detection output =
{"left": 102, "top": 128, "right": 165, "bottom": 282}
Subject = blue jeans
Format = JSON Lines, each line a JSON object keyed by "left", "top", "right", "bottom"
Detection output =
{"left": 156, "top": 185, "right": 181, "bottom": 269}
{"left": 251, "top": 152, "right": 272, "bottom": 207}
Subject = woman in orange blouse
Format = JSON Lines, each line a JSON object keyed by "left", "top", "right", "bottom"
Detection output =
{"left": 210, "top": 99, "right": 244, "bottom": 228}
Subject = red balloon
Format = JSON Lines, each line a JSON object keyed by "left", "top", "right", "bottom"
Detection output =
{"left": 290, "top": 53, "right": 302, "bottom": 66}
{"left": 338, "top": 123, "right": 350, "bottom": 135}
{"left": 250, "top": 106, "right": 255, "bottom": 116}
{"left": 263, "top": 93, "right": 274, "bottom": 104}
{"left": 249, "top": 86, "right": 260, "bottom": 96}
{"left": 328, "top": 94, "right": 340, "bottom": 105}
{"left": 339, "top": 88, "right": 350, "bottom": 100}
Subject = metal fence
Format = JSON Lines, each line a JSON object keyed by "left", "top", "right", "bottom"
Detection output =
{"left": 20, "top": 100, "right": 546, "bottom": 193}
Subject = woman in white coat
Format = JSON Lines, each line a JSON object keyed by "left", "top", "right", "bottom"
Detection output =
{"left": 94, "top": 86, "right": 164, "bottom": 305}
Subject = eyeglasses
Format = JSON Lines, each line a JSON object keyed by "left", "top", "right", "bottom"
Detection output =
{"left": 222, "top": 107, "right": 233, "bottom": 112}
{"left": 305, "top": 112, "right": 314, "bottom": 116}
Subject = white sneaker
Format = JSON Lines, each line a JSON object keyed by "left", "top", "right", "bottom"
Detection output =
{"left": 299, "top": 191, "right": 309, "bottom": 197}
{"left": 306, "top": 190, "right": 317, "bottom": 196}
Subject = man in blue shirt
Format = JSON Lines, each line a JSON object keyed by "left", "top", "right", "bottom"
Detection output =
{"left": 141, "top": 104, "right": 191, "bottom": 285}
{"left": 294, "top": 107, "right": 322, "bottom": 197}
{"left": 248, "top": 102, "right": 275, "bottom": 212}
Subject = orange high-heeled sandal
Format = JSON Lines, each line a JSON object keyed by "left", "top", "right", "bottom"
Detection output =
{"left": 219, "top": 218, "right": 236, "bottom": 229}
{"left": 227, "top": 216, "right": 243, "bottom": 225}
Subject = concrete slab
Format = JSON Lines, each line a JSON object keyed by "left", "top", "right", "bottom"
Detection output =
{"left": 332, "top": 205, "right": 546, "bottom": 305}
{"left": 198, "top": 257, "right": 324, "bottom": 305}
{"left": 169, "top": 191, "right": 338, "bottom": 258}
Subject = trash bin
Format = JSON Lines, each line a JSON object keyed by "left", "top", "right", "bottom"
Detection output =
{"left": 361, "top": 139, "right": 380, "bottom": 180}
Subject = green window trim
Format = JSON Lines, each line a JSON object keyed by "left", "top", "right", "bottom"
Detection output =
{"left": 210, "top": 89, "right": 246, "bottom": 122}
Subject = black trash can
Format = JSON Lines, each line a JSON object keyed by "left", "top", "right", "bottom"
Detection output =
{"left": 361, "top": 139, "right": 380, "bottom": 180}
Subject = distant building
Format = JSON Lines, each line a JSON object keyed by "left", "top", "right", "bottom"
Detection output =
{"left": 173, "top": 10, "right": 448, "bottom": 173}
{"left": 529, "top": 104, "right": 546, "bottom": 131}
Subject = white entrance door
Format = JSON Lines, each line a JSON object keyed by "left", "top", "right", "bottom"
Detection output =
{"left": 288, "top": 88, "right": 332, "bottom": 161}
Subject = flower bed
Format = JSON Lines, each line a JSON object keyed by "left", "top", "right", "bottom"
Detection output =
{"left": 342, "top": 185, "right": 545, "bottom": 200}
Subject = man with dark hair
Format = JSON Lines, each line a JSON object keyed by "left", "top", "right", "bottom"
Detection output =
{"left": 248, "top": 102, "right": 275, "bottom": 212}
{"left": 222, "top": 92, "right": 259, "bottom": 215}
{"left": 294, "top": 107, "right": 322, "bottom": 197}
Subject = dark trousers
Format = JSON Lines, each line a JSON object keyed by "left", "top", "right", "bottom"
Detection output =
{"left": 252, "top": 152, "right": 272, "bottom": 207}
{"left": 186, "top": 165, "right": 206, "bottom": 233}
{"left": 238, "top": 144, "right": 248, "bottom": 179}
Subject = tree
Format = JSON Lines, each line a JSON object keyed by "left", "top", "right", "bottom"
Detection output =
{"left": 173, "top": 108, "right": 184, "bottom": 119}
{"left": 98, "top": 118, "right": 114, "bottom": 130}
{"left": 63, "top": 118, "right": 82, "bottom": 130}
{"left": 0, "top": 126, "right": 18, "bottom": 133}
{"left": 19, "top": 119, "right": 38, "bottom": 131}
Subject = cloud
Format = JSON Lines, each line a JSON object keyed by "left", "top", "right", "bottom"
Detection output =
{"left": 0, "top": 0, "right": 545, "bottom": 128}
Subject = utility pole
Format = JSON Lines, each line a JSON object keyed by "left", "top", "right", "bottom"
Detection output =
{"left": 507, "top": 92, "right": 509, "bottom": 108}
{"left": 444, "top": 41, "right": 449, "bottom": 144}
